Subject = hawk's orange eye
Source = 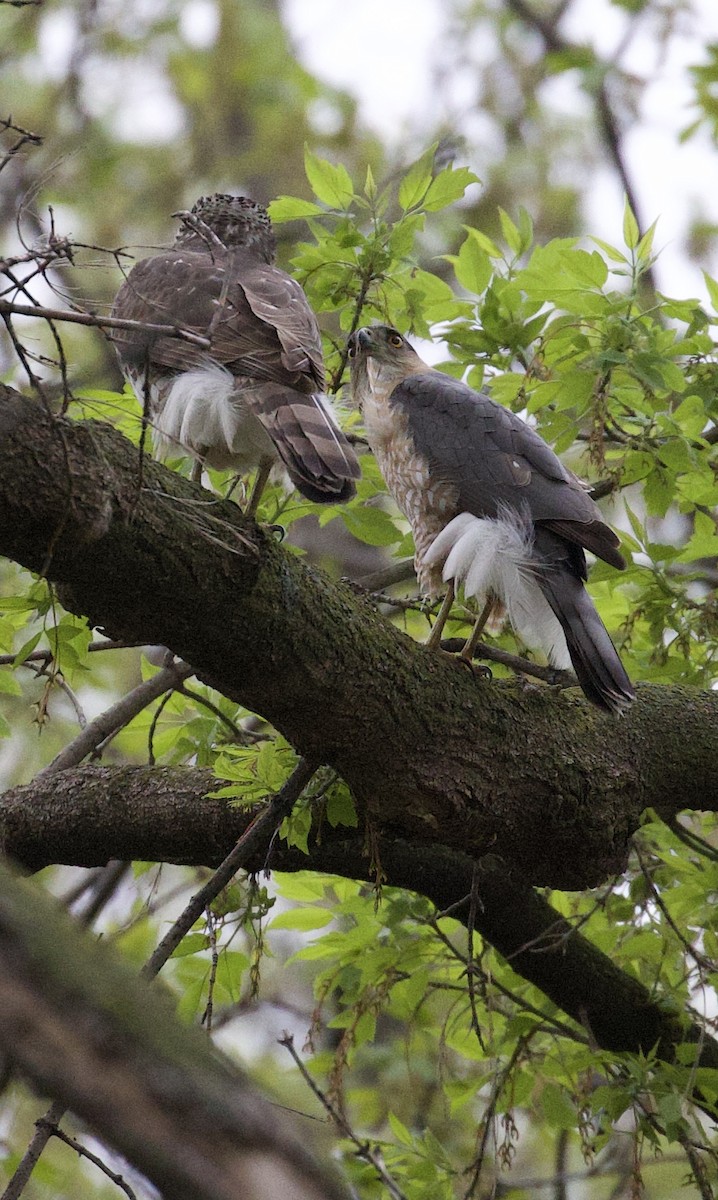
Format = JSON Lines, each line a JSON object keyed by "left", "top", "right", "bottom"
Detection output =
{"left": 389, "top": 334, "right": 403, "bottom": 348}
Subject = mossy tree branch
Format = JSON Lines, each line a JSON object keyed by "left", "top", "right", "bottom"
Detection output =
{"left": 0, "top": 385, "right": 716, "bottom": 890}
{"left": 2, "top": 763, "right": 717, "bottom": 1093}
{"left": 0, "top": 857, "right": 348, "bottom": 1200}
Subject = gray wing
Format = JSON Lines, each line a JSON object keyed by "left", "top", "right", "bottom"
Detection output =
{"left": 394, "top": 372, "right": 625, "bottom": 569}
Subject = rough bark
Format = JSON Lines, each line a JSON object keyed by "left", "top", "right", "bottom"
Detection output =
{"left": 2, "top": 764, "right": 717, "bottom": 1081}
{"left": 0, "top": 858, "right": 347, "bottom": 1200}
{"left": 0, "top": 386, "right": 716, "bottom": 890}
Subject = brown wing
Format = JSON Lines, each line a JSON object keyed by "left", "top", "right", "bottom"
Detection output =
{"left": 112, "top": 247, "right": 359, "bottom": 499}
{"left": 111, "top": 248, "right": 323, "bottom": 393}
{"left": 238, "top": 263, "right": 325, "bottom": 388}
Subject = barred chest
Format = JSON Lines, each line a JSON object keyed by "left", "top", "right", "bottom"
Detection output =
{"left": 361, "top": 390, "right": 459, "bottom": 597}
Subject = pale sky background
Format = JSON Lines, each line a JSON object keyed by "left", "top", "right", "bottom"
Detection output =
{"left": 32, "top": 0, "right": 718, "bottom": 300}
{"left": 283, "top": 0, "right": 718, "bottom": 301}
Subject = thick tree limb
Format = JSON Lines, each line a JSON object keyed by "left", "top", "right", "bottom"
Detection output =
{"left": 0, "top": 859, "right": 347, "bottom": 1200}
{"left": 2, "top": 764, "right": 717, "bottom": 1088}
{"left": 0, "top": 385, "right": 716, "bottom": 890}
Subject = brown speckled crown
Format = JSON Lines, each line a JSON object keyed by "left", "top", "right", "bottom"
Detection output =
{"left": 174, "top": 193, "right": 276, "bottom": 262}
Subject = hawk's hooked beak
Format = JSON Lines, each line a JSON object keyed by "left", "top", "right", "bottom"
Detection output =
{"left": 348, "top": 328, "right": 374, "bottom": 359}
{"left": 348, "top": 328, "right": 373, "bottom": 361}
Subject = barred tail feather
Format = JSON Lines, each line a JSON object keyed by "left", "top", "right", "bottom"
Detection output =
{"left": 258, "top": 390, "right": 360, "bottom": 503}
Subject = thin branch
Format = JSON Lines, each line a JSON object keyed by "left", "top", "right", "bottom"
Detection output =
{"left": 677, "top": 1131, "right": 716, "bottom": 1200}
{"left": 465, "top": 865, "right": 486, "bottom": 1052}
{"left": 140, "top": 756, "right": 318, "bottom": 980}
{"left": 176, "top": 683, "right": 253, "bottom": 744}
{"left": 37, "top": 1124, "right": 138, "bottom": 1200}
{"left": 1, "top": 1099, "right": 67, "bottom": 1200}
{"left": 280, "top": 1033, "right": 409, "bottom": 1200}
{"left": 35, "top": 658, "right": 195, "bottom": 778}
{"left": 503, "top": 0, "right": 658, "bottom": 294}
{"left": 349, "top": 559, "right": 415, "bottom": 591}
{"left": 0, "top": 640, "right": 144, "bottom": 668}
{"left": 633, "top": 840, "right": 716, "bottom": 973}
{"left": 667, "top": 817, "right": 718, "bottom": 864}
{"left": 439, "top": 636, "right": 575, "bottom": 687}
{"left": 0, "top": 297, "right": 212, "bottom": 348}
{"left": 24, "top": 660, "right": 87, "bottom": 729}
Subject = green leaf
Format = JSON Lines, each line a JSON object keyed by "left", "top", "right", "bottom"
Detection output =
{"left": 274, "top": 872, "right": 331, "bottom": 902}
{"left": 0, "top": 670, "right": 20, "bottom": 696}
{"left": 0, "top": 596, "right": 40, "bottom": 613}
{"left": 171, "top": 932, "right": 208, "bottom": 958}
{"left": 541, "top": 1083, "right": 577, "bottom": 1130}
{"left": 340, "top": 504, "right": 404, "bottom": 546}
{"left": 280, "top": 802, "right": 312, "bottom": 854}
{"left": 303, "top": 147, "right": 354, "bottom": 209}
{"left": 13, "top": 631, "right": 43, "bottom": 667}
{"left": 636, "top": 218, "right": 657, "bottom": 263}
{"left": 326, "top": 785, "right": 358, "bottom": 829}
{"left": 702, "top": 269, "right": 718, "bottom": 313}
{"left": 270, "top": 907, "right": 334, "bottom": 931}
{"left": 388, "top": 1111, "right": 414, "bottom": 1146}
{"left": 267, "top": 196, "right": 324, "bottom": 223}
{"left": 657, "top": 438, "right": 693, "bottom": 473}
{"left": 423, "top": 165, "right": 480, "bottom": 212}
{"left": 623, "top": 198, "right": 640, "bottom": 249}
{"left": 364, "top": 163, "right": 377, "bottom": 201}
{"left": 671, "top": 393, "right": 707, "bottom": 439}
{"left": 624, "top": 501, "right": 647, "bottom": 546}
{"left": 590, "top": 235, "right": 628, "bottom": 264}
{"left": 398, "top": 144, "right": 437, "bottom": 211}
{"left": 453, "top": 229, "right": 492, "bottom": 294}
{"left": 498, "top": 207, "right": 523, "bottom": 255}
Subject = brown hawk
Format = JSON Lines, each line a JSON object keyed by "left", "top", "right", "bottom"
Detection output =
{"left": 111, "top": 194, "right": 360, "bottom": 509}
{"left": 348, "top": 325, "right": 635, "bottom": 713}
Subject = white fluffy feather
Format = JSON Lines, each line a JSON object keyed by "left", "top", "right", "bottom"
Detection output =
{"left": 150, "top": 362, "right": 275, "bottom": 473}
{"left": 424, "top": 510, "right": 572, "bottom": 669}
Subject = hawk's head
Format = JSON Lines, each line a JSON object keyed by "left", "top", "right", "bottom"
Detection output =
{"left": 347, "top": 325, "right": 426, "bottom": 405}
{"left": 172, "top": 194, "right": 276, "bottom": 263}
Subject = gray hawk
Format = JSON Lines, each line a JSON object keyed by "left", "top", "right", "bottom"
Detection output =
{"left": 111, "top": 194, "right": 360, "bottom": 510}
{"left": 348, "top": 325, "right": 635, "bottom": 713}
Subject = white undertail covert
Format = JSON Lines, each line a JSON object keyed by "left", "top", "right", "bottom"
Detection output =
{"left": 424, "top": 510, "right": 572, "bottom": 670}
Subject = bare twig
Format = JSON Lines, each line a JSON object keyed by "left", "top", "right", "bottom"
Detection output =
{"left": 37, "top": 1123, "right": 138, "bottom": 1200}
{"left": 465, "top": 864, "right": 486, "bottom": 1052}
{"left": 0, "top": 640, "right": 145, "bottom": 668}
{"left": 0, "top": 118, "right": 42, "bottom": 184}
{"left": 0, "top": 297, "right": 211, "bottom": 348}
{"left": 439, "top": 636, "right": 575, "bottom": 687}
{"left": 2, "top": 1099, "right": 67, "bottom": 1200}
{"left": 280, "top": 1033, "right": 409, "bottom": 1200}
{"left": 349, "top": 559, "right": 415, "bottom": 591}
{"left": 35, "top": 658, "right": 195, "bottom": 778}
{"left": 140, "top": 756, "right": 318, "bottom": 980}
{"left": 503, "top": 0, "right": 658, "bottom": 294}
